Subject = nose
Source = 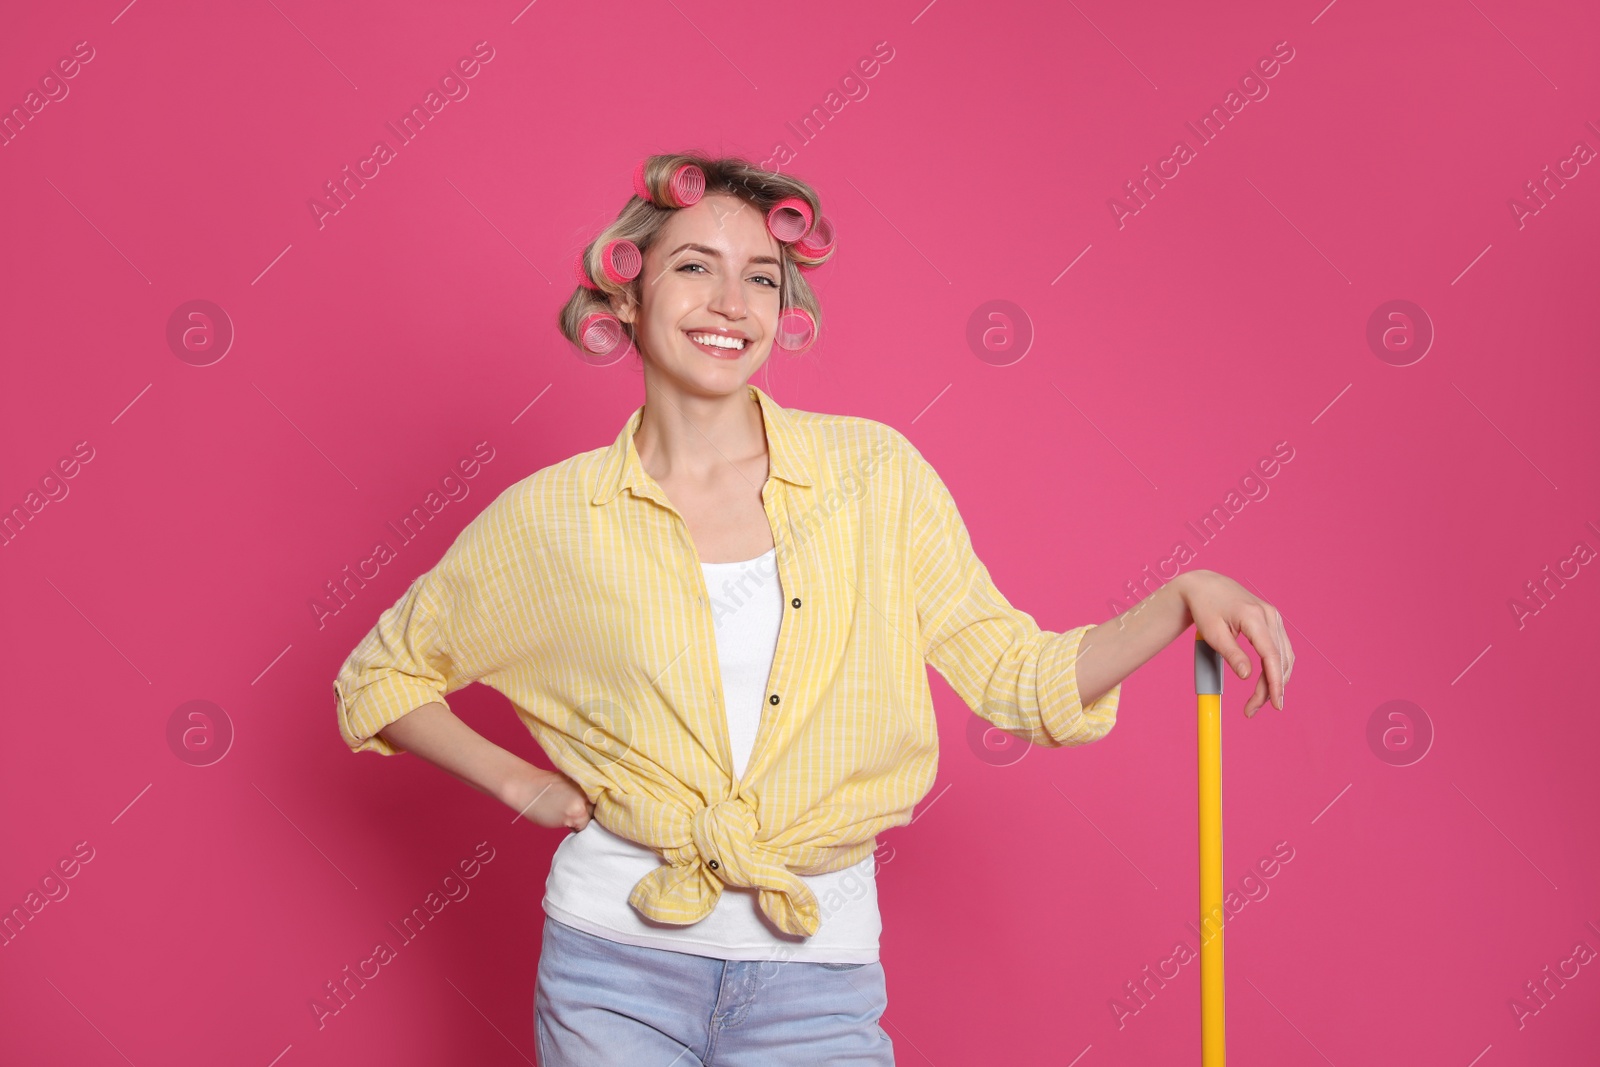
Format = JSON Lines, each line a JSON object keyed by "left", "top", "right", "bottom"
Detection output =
{"left": 706, "top": 266, "right": 748, "bottom": 321}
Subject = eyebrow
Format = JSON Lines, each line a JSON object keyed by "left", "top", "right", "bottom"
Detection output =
{"left": 667, "top": 242, "right": 782, "bottom": 267}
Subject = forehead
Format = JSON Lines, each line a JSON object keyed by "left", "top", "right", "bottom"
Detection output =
{"left": 655, "top": 192, "right": 779, "bottom": 257}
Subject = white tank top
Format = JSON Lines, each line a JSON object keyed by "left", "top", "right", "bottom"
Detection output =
{"left": 541, "top": 547, "right": 883, "bottom": 963}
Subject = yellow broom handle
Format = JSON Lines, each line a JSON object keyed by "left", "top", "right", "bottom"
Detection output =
{"left": 1196, "top": 633, "right": 1226, "bottom": 1065}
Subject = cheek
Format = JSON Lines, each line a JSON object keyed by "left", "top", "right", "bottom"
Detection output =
{"left": 639, "top": 290, "right": 706, "bottom": 351}
{"left": 637, "top": 285, "right": 685, "bottom": 331}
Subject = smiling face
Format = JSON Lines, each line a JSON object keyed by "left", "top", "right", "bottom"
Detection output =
{"left": 614, "top": 192, "right": 785, "bottom": 392}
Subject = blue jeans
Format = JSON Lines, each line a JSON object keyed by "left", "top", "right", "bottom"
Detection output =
{"left": 533, "top": 915, "right": 896, "bottom": 1065}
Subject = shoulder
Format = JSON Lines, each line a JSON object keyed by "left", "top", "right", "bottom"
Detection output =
{"left": 774, "top": 405, "right": 955, "bottom": 515}
{"left": 517, "top": 444, "right": 611, "bottom": 502}
{"left": 782, "top": 405, "right": 926, "bottom": 478}
{"left": 450, "top": 445, "right": 605, "bottom": 544}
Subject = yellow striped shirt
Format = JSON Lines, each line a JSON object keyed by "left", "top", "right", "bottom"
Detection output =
{"left": 333, "top": 383, "right": 1120, "bottom": 937}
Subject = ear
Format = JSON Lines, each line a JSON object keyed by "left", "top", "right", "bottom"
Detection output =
{"left": 609, "top": 286, "right": 639, "bottom": 326}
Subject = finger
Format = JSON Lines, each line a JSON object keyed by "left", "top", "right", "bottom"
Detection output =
{"left": 1244, "top": 672, "right": 1270, "bottom": 718}
{"left": 1238, "top": 609, "right": 1287, "bottom": 710}
{"left": 1277, "top": 613, "right": 1295, "bottom": 686}
{"left": 1275, "top": 616, "right": 1294, "bottom": 688}
{"left": 1266, "top": 608, "right": 1293, "bottom": 694}
{"left": 1201, "top": 621, "right": 1254, "bottom": 682}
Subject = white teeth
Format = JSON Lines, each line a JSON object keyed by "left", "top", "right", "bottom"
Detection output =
{"left": 688, "top": 332, "right": 745, "bottom": 350}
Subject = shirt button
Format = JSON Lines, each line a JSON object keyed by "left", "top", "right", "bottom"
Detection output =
{"left": 769, "top": 694, "right": 780, "bottom": 705}
{"left": 708, "top": 860, "right": 719, "bottom": 870}
{"left": 791, "top": 597, "right": 801, "bottom": 608}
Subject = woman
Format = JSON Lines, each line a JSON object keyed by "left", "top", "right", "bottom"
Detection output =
{"left": 333, "top": 153, "right": 1294, "bottom": 1065}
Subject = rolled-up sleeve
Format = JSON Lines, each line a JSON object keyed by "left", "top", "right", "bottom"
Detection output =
{"left": 905, "top": 441, "right": 1120, "bottom": 747}
{"left": 333, "top": 569, "right": 463, "bottom": 756}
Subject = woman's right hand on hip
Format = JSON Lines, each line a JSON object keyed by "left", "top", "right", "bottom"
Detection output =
{"left": 503, "top": 767, "right": 595, "bottom": 833}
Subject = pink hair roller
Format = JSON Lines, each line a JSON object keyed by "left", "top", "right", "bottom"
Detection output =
{"left": 599, "top": 239, "right": 642, "bottom": 284}
{"left": 577, "top": 312, "right": 631, "bottom": 357}
{"left": 633, "top": 159, "right": 705, "bottom": 208}
{"left": 575, "top": 240, "right": 643, "bottom": 289}
{"left": 766, "top": 198, "right": 814, "bottom": 243}
{"left": 574, "top": 253, "right": 599, "bottom": 290}
{"left": 793, "top": 214, "right": 835, "bottom": 260}
{"left": 773, "top": 307, "right": 816, "bottom": 352}
{"left": 668, "top": 164, "right": 706, "bottom": 207}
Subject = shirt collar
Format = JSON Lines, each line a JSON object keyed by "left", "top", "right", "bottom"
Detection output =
{"left": 591, "top": 383, "right": 815, "bottom": 507}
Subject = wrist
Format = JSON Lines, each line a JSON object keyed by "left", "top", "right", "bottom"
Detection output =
{"left": 1172, "top": 568, "right": 1206, "bottom": 602}
{"left": 1166, "top": 570, "right": 1200, "bottom": 631}
{"left": 496, "top": 762, "right": 551, "bottom": 812}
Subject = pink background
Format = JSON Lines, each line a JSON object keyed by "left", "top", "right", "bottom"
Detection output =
{"left": 3, "top": 0, "right": 1597, "bottom": 1063}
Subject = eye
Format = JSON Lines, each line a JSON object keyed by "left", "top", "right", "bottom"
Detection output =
{"left": 677, "top": 262, "right": 779, "bottom": 288}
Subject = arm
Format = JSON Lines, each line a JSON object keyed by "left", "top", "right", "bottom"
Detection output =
{"left": 332, "top": 499, "right": 592, "bottom": 832}
{"left": 1075, "top": 575, "right": 1195, "bottom": 709}
{"left": 1077, "top": 569, "right": 1296, "bottom": 718}
{"left": 377, "top": 701, "right": 592, "bottom": 832}
{"left": 906, "top": 441, "right": 1120, "bottom": 747}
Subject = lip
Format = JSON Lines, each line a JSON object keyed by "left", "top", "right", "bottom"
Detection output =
{"left": 683, "top": 329, "right": 751, "bottom": 359}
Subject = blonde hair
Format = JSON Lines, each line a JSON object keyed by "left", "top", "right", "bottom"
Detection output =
{"left": 558, "top": 153, "right": 834, "bottom": 360}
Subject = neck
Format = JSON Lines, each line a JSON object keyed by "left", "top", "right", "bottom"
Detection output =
{"left": 633, "top": 376, "right": 767, "bottom": 484}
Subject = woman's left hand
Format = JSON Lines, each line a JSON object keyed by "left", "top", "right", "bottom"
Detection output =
{"left": 1178, "top": 570, "right": 1295, "bottom": 717}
